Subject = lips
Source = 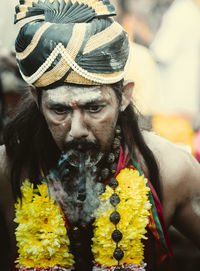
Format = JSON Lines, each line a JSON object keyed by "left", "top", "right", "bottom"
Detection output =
{"left": 66, "top": 149, "right": 104, "bottom": 167}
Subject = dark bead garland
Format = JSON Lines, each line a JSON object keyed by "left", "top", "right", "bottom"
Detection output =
{"left": 112, "top": 138, "right": 121, "bottom": 149}
{"left": 110, "top": 193, "right": 120, "bottom": 206}
{"left": 100, "top": 125, "right": 122, "bottom": 182}
{"left": 108, "top": 175, "right": 125, "bottom": 269}
{"left": 114, "top": 248, "right": 124, "bottom": 261}
{"left": 109, "top": 178, "right": 119, "bottom": 188}
{"left": 114, "top": 148, "right": 121, "bottom": 157}
{"left": 112, "top": 229, "right": 123, "bottom": 242}
{"left": 110, "top": 211, "right": 121, "bottom": 225}
{"left": 107, "top": 153, "right": 115, "bottom": 163}
{"left": 110, "top": 162, "right": 118, "bottom": 174}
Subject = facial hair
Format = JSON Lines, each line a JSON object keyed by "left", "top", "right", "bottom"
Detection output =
{"left": 62, "top": 138, "right": 103, "bottom": 167}
{"left": 47, "top": 124, "right": 117, "bottom": 225}
{"left": 47, "top": 153, "right": 105, "bottom": 226}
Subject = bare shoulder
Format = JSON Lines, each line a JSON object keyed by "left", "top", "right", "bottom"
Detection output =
{"left": 142, "top": 131, "right": 200, "bottom": 200}
{"left": 143, "top": 131, "right": 200, "bottom": 247}
{"left": 142, "top": 130, "right": 200, "bottom": 180}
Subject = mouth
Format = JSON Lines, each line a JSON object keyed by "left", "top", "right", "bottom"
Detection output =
{"left": 62, "top": 139, "right": 103, "bottom": 167}
{"left": 66, "top": 149, "right": 104, "bottom": 167}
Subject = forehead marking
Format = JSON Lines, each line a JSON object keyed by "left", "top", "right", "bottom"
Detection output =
{"left": 47, "top": 87, "right": 102, "bottom": 105}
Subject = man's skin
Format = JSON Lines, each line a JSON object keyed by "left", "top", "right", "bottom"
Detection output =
{"left": 0, "top": 81, "right": 200, "bottom": 267}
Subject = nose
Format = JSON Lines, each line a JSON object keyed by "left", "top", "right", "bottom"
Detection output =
{"left": 69, "top": 109, "right": 89, "bottom": 139}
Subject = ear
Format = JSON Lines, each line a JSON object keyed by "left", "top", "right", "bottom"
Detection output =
{"left": 29, "top": 85, "right": 39, "bottom": 107}
{"left": 120, "top": 80, "right": 134, "bottom": 111}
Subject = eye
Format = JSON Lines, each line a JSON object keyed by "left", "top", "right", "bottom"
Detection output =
{"left": 86, "top": 105, "right": 104, "bottom": 113}
{"left": 52, "top": 107, "right": 70, "bottom": 115}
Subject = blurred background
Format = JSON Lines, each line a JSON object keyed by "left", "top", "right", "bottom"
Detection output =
{"left": 0, "top": 0, "right": 200, "bottom": 270}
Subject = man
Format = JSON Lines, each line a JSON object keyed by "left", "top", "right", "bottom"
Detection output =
{"left": 0, "top": 1, "right": 200, "bottom": 271}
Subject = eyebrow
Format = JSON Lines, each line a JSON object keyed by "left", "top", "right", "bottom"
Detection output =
{"left": 46, "top": 101, "right": 68, "bottom": 107}
{"left": 46, "top": 99, "right": 105, "bottom": 108}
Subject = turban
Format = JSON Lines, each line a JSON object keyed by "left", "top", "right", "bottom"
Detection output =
{"left": 14, "top": 0, "right": 130, "bottom": 88}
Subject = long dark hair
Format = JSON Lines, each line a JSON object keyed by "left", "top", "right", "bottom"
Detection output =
{"left": 3, "top": 81, "right": 161, "bottom": 202}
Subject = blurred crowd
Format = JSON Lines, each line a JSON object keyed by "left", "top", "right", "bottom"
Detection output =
{"left": 110, "top": 0, "right": 200, "bottom": 164}
{"left": 0, "top": 0, "right": 200, "bottom": 270}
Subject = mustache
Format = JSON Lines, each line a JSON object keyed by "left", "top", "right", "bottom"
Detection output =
{"left": 57, "top": 138, "right": 101, "bottom": 180}
{"left": 63, "top": 138, "right": 101, "bottom": 152}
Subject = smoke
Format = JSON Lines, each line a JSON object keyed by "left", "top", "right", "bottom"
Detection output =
{"left": 46, "top": 151, "right": 105, "bottom": 225}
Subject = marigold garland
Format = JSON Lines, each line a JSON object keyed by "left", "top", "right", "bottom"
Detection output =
{"left": 14, "top": 180, "right": 74, "bottom": 269}
{"left": 15, "top": 168, "right": 151, "bottom": 271}
{"left": 92, "top": 168, "right": 151, "bottom": 268}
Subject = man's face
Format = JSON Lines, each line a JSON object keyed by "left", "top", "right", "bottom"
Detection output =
{"left": 41, "top": 84, "right": 120, "bottom": 163}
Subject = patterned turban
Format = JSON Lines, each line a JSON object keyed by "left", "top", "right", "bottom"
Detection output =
{"left": 14, "top": 0, "right": 130, "bottom": 88}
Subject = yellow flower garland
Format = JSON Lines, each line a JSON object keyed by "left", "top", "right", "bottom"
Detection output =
{"left": 15, "top": 168, "right": 151, "bottom": 270}
{"left": 92, "top": 168, "right": 151, "bottom": 267}
{"left": 15, "top": 180, "right": 74, "bottom": 269}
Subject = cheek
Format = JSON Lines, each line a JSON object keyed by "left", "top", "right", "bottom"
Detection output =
{"left": 50, "top": 122, "right": 69, "bottom": 136}
{"left": 90, "top": 110, "right": 118, "bottom": 147}
{"left": 44, "top": 112, "right": 70, "bottom": 146}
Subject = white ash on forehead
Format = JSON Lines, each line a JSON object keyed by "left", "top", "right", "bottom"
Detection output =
{"left": 47, "top": 86, "right": 102, "bottom": 104}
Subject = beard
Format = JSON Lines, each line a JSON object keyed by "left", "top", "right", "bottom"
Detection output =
{"left": 62, "top": 138, "right": 104, "bottom": 167}
{"left": 48, "top": 154, "right": 105, "bottom": 226}
{"left": 47, "top": 138, "right": 112, "bottom": 226}
{"left": 47, "top": 127, "right": 117, "bottom": 226}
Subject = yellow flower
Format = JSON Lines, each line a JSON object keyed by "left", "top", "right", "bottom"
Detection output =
{"left": 15, "top": 167, "right": 151, "bottom": 270}
{"left": 15, "top": 180, "right": 74, "bottom": 269}
{"left": 92, "top": 168, "right": 151, "bottom": 268}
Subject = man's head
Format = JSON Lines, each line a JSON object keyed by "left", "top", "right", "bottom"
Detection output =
{"left": 14, "top": 0, "right": 133, "bottom": 163}
{"left": 31, "top": 80, "right": 133, "bottom": 165}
